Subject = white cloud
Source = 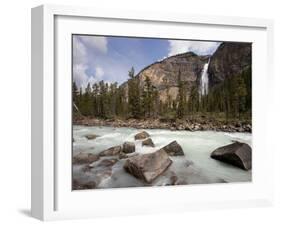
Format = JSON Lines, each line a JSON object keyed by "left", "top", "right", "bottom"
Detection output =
{"left": 80, "top": 36, "right": 108, "bottom": 54}
{"left": 73, "top": 36, "right": 97, "bottom": 89}
{"left": 168, "top": 40, "right": 220, "bottom": 56}
{"left": 95, "top": 66, "right": 104, "bottom": 80}
{"left": 73, "top": 36, "right": 87, "bottom": 64}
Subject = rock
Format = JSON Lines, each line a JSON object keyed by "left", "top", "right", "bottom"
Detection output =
{"left": 72, "top": 180, "right": 96, "bottom": 190}
{"left": 134, "top": 131, "right": 150, "bottom": 140}
{"left": 85, "top": 134, "right": 99, "bottom": 140}
{"left": 73, "top": 152, "right": 99, "bottom": 164}
{"left": 96, "top": 158, "right": 118, "bottom": 167}
{"left": 119, "top": 152, "right": 129, "bottom": 159}
{"left": 159, "top": 141, "right": 184, "bottom": 156}
{"left": 142, "top": 138, "right": 155, "bottom": 147}
{"left": 211, "top": 142, "right": 252, "bottom": 170}
{"left": 99, "top": 145, "right": 122, "bottom": 156}
{"left": 122, "top": 141, "right": 135, "bottom": 153}
{"left": 124, "top": 149, "right": 172, "bottom": 183}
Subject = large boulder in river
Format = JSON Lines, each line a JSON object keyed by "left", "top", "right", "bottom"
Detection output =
{"left": 134, "top": 131, "right": 150, "bottom": 140}
{"left": 159, "top": 141, "right": 184, "bottom": 156}
{"left": 124, "top": 149, "right": 172, "bottom": 183}
{"left": 99, "top": 145, "right": 122, "bottom": 157}
{"left": 73, "top": 152, "right": 100, "bottom": 164}
{"left": 122, "top": 142, "right": 135, "bottom": 153}
{"left": 210, "top": 142, "right": 252, "bottom": 170}
{"left": 142, "top": 138, "right": 155, "bottom": 147}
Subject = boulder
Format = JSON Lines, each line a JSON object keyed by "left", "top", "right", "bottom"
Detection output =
{"left": 134, "top": 131, "right": 150, "bottom": 140}
{"left": 122, "top": 141, "right": 135, "bottom": 153}
{"left": 124, "top": 149, "right": 172, "bottom": 183}
{"left": 210, "top": 142, "right": 252, "bottom": 170}
{"left": 159, "top": 141, "right": 184, "bottom": 156}
{"left": 85, "top": 134, "right": 99, "bottom": 140}
{"left": 73, "top": 152, "right": 99, "bottom": 164}
{"left": 99, "top": 145, "right": 122, "bottom": 156}
{"left": 142, "top": 138, "right": 155, "bottom": 147}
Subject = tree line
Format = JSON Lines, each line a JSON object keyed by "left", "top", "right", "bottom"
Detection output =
{"left": 73, "top": 66, "right": 251, "bottom": 121}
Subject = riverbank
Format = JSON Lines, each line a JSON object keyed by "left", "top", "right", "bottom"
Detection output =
{"left": 73, "top": 117, "right": 252, "bottom": 133}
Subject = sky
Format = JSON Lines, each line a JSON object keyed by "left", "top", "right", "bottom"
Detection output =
{"left": 73, "top": 35, "right": 221, "bottom": 89}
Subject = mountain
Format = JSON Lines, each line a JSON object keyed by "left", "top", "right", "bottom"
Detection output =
{"left": 122, "top": 42, "right": 251, "bottom": 103}
{"left": 122, "top": 52, "right": 209, "bottom": 102}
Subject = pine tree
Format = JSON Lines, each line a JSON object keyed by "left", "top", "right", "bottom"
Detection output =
{"left": 128, "top": 67, "right": 141, "bottom": 118}
{"left": 141, "top": 76, "right": 153, "bottom": 117}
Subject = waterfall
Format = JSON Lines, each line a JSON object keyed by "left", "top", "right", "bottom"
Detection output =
{"left": 199, "top": 59, "right": 210, "bottom": 97}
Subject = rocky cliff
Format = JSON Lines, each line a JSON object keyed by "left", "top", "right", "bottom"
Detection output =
{"left": 122, "top": 52, "right": 209, "bottom": 102}
{"left": 208, "top": 42, "right": 252, "bottom": 87}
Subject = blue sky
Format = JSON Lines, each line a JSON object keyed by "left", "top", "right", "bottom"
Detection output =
{"left": 73, "top": 35, "right": 221, "bottom": 89}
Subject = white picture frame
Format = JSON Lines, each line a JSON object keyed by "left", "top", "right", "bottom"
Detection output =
{"left": 31, "top": 4, "right": 274, "bottom": 221}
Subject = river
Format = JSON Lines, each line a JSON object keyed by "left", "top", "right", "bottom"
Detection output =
{"left": 73, "top": 125, "right": 252, "bottom": 189}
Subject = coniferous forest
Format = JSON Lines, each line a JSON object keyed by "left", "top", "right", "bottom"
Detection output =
{"left": 73, "top": 66, "right": 251, "bottom": 122}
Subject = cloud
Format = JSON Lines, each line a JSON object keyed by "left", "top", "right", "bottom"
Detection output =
{"left": 80, "top": 36, "right": 108, "bottom": 54}
{"left": 73, "top": 36, "right": 87, "bottom": 64}
{"left": 168, "top": 40, "right": 220, "bottom": 56}
{"left": 95, "top": 66, "right": 104, "bottom": 80}
{"left": 73, "top": 36, "right": 107, "bottom": 89}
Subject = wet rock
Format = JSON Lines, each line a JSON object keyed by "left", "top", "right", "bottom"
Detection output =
{"left": 72, "top": 180, "right": 96, "bottom": 190}
{"left": 142, "top": 138, "right": 155, "bottom": 147}
{"left": 124, "top": 149, "right": 172, "bottom": 183}
{"left": 211, "top": 141, "right": 252, "bottom": 170}
{"left": 85, "top": 134, "right": 99, "bottom": 140}
{"left": 159, "top": 141, "right": 184, "bottom": 156}
{"left": 73, "top": 152, "right": 100, "bottom": 164}
{"left": 99, "top": 145, "right": 122, "bottom": 156}
{"left": 96, "top": 158, "right": 118, "bottom": 167}
{"left": 122, "top": 141, "right": 135, "bottom": 153}
{"left": 119, "top": 152, "right": 129, "bottom": 159}
{"left": 134, "top": 131, "right": 150, "bottom": 140}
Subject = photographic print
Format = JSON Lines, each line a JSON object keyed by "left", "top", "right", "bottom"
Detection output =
{"left": 72, "top": 35, "right": 252, "bottom": 190}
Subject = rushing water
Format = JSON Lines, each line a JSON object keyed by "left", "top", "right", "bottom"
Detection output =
{"left": 200, "top": 59, "right": 210, "bottom": 96}
{"left": 73, "top": 126, "right": 252, "bottom": 189}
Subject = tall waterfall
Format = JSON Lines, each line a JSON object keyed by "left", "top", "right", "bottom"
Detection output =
{"left": 199, "top": 59, "right": 210, "bottom": 97}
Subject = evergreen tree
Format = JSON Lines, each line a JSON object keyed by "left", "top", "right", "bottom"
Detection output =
{"left": 128, "top": 67, "right": 141, "bottom": 118}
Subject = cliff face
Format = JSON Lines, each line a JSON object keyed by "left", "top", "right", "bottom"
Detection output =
{"left": 208, "top": 42, "right": 252, "bottom": 86}
{"left": 134, "top": 52, "right": 209, "bottom": 102}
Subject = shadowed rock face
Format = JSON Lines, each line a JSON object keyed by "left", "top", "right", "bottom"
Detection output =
{"left": 124, "top": 149, "right": 172, "bottom": 183}
{"left": 208, "top": 42, "right": 252, "bottom": 86}
{"left": 211, "top": 142, "right": 252, "bottom": 170}
{"left": 142, "top": 138, "right": 155, "bottom": 147}
{"left": 159, "top": 141, "right": 185, "bottom": 156}
{"left": 122, "top": 142, "right": 135, "bottom": 153}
